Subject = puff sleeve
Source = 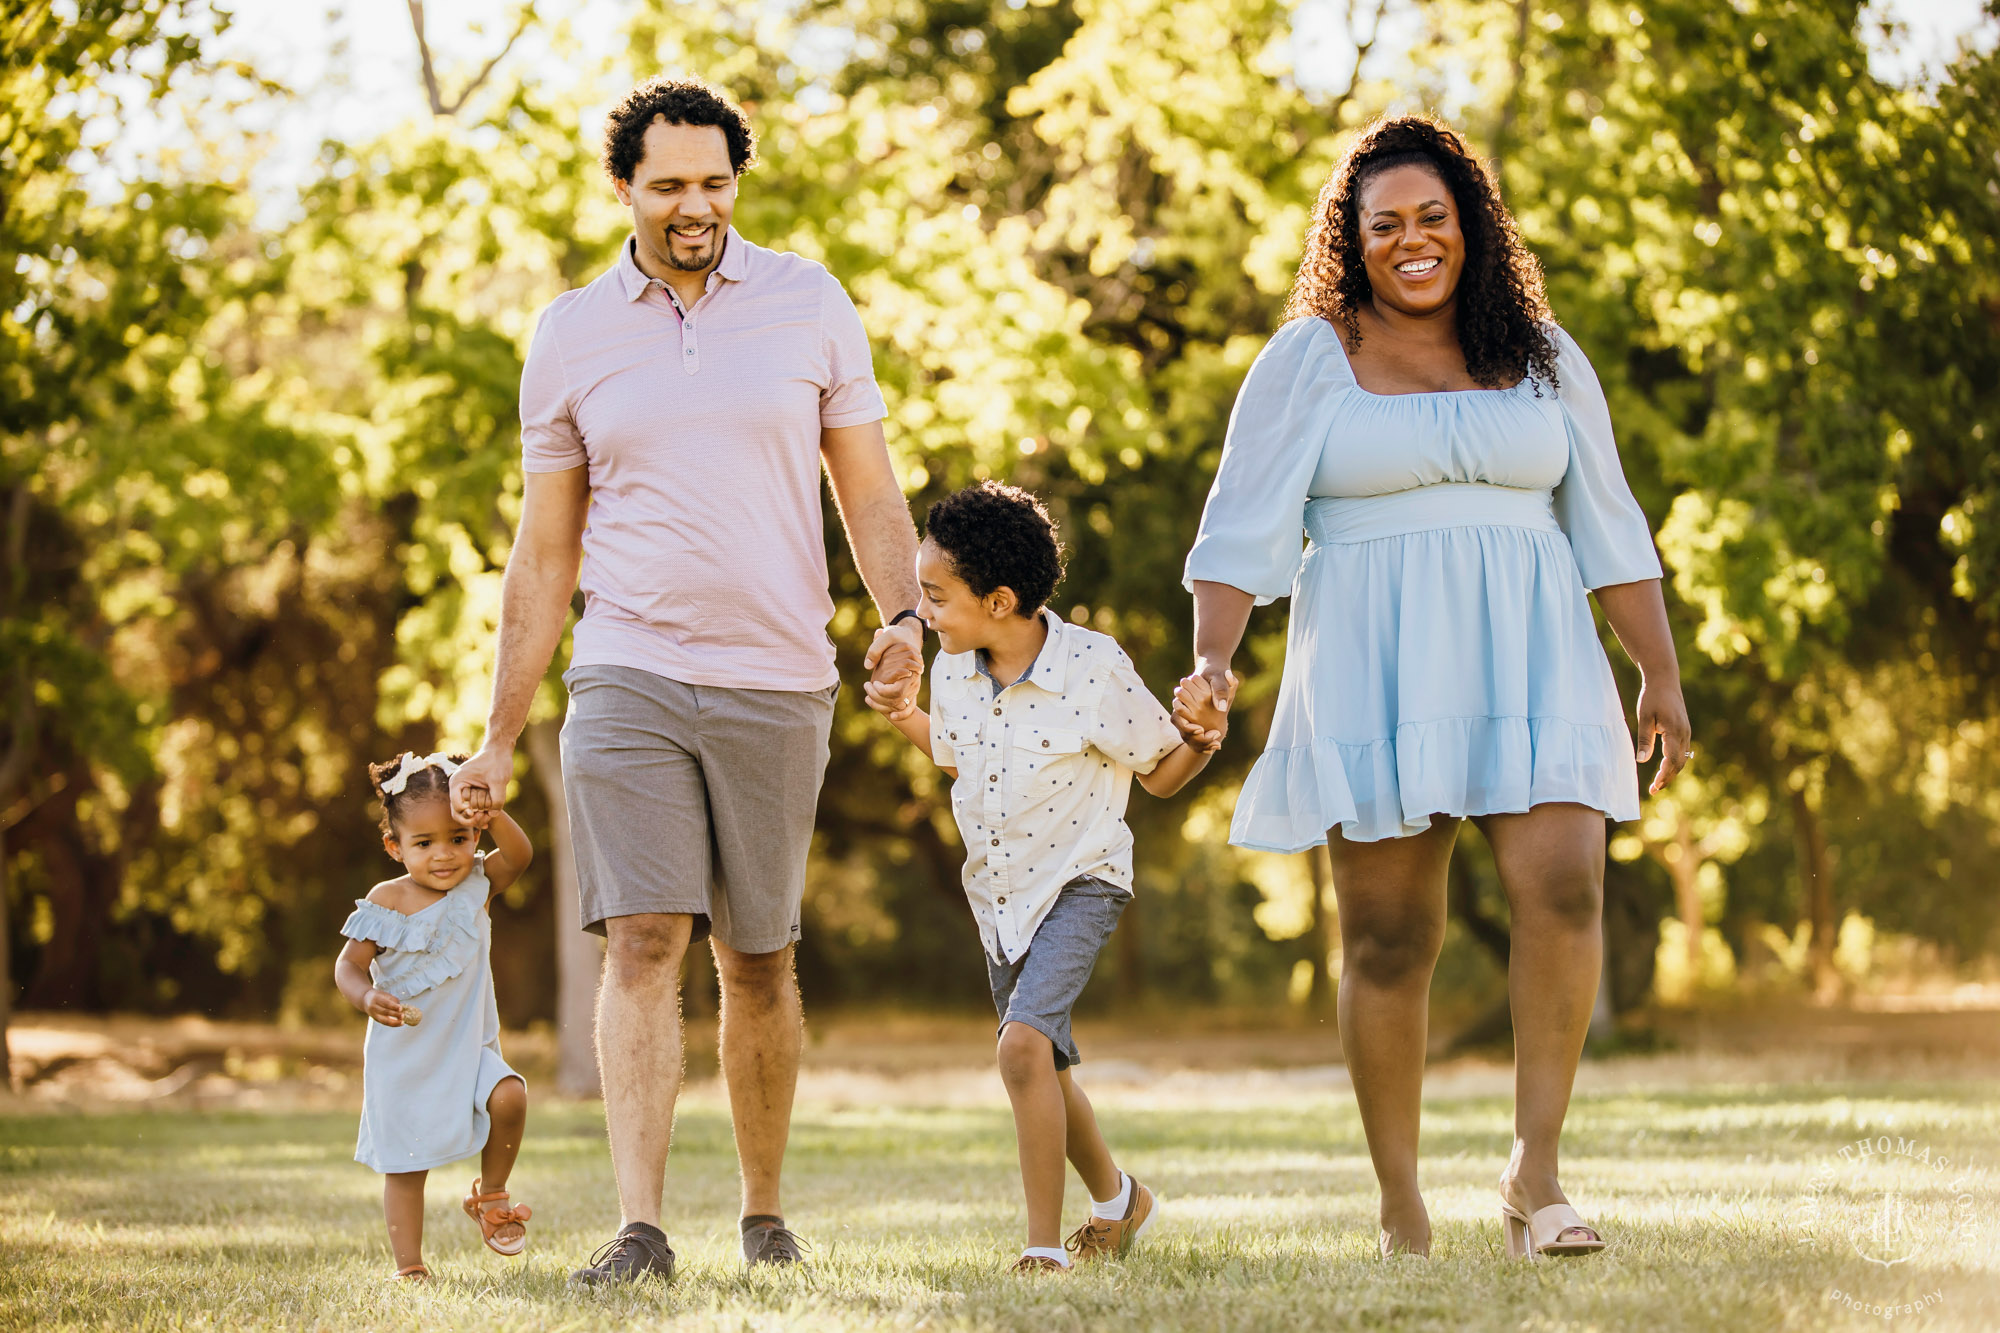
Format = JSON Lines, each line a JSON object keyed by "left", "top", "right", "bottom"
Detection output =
{"left": 1183, "top": 318, "right": 1345, "bottom": 605}
{"left": 1549, "top": 327, "right": 1663, "bottom": 590}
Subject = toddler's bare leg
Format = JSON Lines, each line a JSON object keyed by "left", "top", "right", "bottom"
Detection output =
{"left": 481, "top": 1076, "right": 528, "bottom": 1191}
{"left": 478, "top": 1076, "right": 530, "bottom": 1248}
{"left": 383, "top": 1170, "right": 427, "bottom": 1272}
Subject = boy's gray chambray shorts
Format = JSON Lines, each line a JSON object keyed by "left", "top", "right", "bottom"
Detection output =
{"left": 986, "top": 877, "right": 1131, "bottom": 1070}
{"left": 561, "top": 663, "right": 837, "bottom": 954}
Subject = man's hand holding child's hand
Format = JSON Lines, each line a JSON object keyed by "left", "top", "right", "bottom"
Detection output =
{"left": 863, "top": 640, "right": 923, "bottom": 721}
{"left": 1172, "top": 673, "right": 1229, "bottom": 754}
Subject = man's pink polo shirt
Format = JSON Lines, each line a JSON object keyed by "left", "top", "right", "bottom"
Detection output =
{"left": 520, "top": 230, "right": 887, "bottom": 692}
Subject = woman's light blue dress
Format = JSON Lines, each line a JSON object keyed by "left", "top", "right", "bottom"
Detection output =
{"left": 1184, "top": 317, "right": 1661, "bottom": 852}
{"left": 340, "top": 853, "right": 518, "bottom": 1173}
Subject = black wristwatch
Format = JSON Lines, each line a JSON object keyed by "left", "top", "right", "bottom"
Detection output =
{"left": 889, "top": 609, "right": 924, "bottom": 631}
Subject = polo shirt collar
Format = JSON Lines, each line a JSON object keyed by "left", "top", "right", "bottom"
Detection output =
{"left": 615, "top": 227, "right": 751, "bottom": 302}
{"left": 974, "top": 609, "right": 1071, "bottom": 696}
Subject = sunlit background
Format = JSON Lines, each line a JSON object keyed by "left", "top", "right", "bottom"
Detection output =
{"left": 7, "top": 0, "right": 2000, "bottom": 1083}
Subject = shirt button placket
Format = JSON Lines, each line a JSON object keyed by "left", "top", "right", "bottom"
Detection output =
{"left": 682, "top": 315, "right": 698, "bottom": 375}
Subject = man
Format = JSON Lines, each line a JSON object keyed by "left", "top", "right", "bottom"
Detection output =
{"left": 449, "top": 78, "right": 924, "bottom": 1284}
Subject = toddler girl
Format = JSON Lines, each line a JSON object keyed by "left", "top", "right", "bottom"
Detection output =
{"left": 333, "top": 751, "right": 534, "bottom": 1280}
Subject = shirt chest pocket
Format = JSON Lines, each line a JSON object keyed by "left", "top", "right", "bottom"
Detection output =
{"left": 1010, "top": 728, "right": 1085, "bottom": 802}
{"left": 942, "top": 717, "right": 983, "bottom": 808}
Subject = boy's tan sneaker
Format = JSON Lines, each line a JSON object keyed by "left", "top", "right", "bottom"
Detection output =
{"left": 1064, "top": 1175, "right": 1157, "bottom": 1262}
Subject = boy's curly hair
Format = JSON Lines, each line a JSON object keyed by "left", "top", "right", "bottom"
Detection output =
{"left": 368, "top": 753, "right": 470, "bottom": 837}
{"left": 924, "top": 481, "right": 1065, "bottom": 618}
{"left": 602, "top": 78, "right": 758, "bottom": 182}
{"left": 1284, "top": 114, "right": 1559, "bottom": 391}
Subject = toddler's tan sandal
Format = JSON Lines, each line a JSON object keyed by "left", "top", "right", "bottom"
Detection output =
{"left": 1499, "top": 1199, "right": 1605, "bottom": 1259}
{"left": 463, "top": 1176, "right": 532, "bottom": 1256}
{"left": 390, "top": 1264, "right": 431, "bottom": 1282}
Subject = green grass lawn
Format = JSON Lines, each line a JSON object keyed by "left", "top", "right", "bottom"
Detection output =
{"left": 3, "top": 1069, "right": 1997, "bottom": 1331}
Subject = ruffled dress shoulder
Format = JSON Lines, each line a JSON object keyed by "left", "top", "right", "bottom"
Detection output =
{"left": 343, "top": 854, "right": 519, "bottom": 1173}
{"left": 1185, "top": 318, "right": 1661, "bottom": 850}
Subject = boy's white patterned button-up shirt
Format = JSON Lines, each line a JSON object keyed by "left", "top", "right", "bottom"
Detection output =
{"left": 929, "top": 609, "right": 1183, "bottom": 964}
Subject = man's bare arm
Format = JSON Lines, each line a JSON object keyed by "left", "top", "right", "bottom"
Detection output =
{"left": 822, "top": 420, "right": 924, "bottom": 673}
{"left": 450, "top": 466, "right": 589, "bottom": 820}
{"left": 823, "top": 420, "right": 920, "bottom": 622}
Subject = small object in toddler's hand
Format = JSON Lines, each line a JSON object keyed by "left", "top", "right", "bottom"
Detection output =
{"left": 400, "top": 1004, "right": 423, "bottom": 1027}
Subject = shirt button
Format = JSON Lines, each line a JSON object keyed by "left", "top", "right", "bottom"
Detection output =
{"left": 992, "top": 707, "right": 1001, "bottom": 716}
{"left": 1041, "top": 739, "right": 1050, "bottom": 747}
{"left": 990, "top": 838, "right": 999, "bottom": 847}
{"left": 998, "top": 897, "right": 1006, "bottom": 905}
{"left": 988, "top": 774, "right": 998, "bottom": 782}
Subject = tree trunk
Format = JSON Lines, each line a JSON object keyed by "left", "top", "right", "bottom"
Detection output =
{"left": 1115, "top": 891, "right": 1144, "bottom": 1000}
{"left": 1305, "top": 843, "right": 1336, "bottom": 1014}
{"left": 0, "top": 827, "right": 12, "bottom": 1088}
{"left": 523, "top": 719, "right": 601, "bottom": 1097}
{"left": 1670, "top": 819, "right": 1704, "bottom": 980}
{"left": 1792, "top": 785, "right": 1838, "bottom": 1003}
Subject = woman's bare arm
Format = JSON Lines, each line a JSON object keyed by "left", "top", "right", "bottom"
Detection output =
{"left": 1191, "top": 579, "right": 1255, "bottom": 707}
{"left": 1593, "top": 578, "right": 1692, "bottom": 794}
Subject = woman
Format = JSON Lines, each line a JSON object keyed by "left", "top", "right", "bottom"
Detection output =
{"left": 1181, "top": 116, "right": 1690, "bottom": 1258}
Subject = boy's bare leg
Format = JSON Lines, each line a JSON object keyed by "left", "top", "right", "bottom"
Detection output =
{"left": 1058, "top": 1070, "right": 1121, "bottom": 1201}
{"left": 383, "top": 1170, "right": 427, "bottom": 1272}
{"left": 598, "top": 913, "right": 692, "bottom": 1228}
{"left": 997, "top": 1022, "right": 1069, "bottom": 1249}
{"left": 712, "top": 939, "right": 804, "bottom": 1219}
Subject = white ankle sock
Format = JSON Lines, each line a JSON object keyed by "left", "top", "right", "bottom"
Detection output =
{"left": 1021, "top": 1245, "right": 1070, "bottom": 1267}
{"left": 1091, "top": 1171, "right": 1132, "bottom": 1220}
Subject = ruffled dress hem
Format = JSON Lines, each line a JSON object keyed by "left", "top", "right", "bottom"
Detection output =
{"left": 354, "top": 1045, "right": 516, "bottom": 1174}
{"left": 1228, "top": 714, "right": 1641, "bottom": 853}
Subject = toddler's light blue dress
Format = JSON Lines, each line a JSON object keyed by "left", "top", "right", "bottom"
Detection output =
{"left": 1184, "top": 317, "right": 1661, "bottom": 851}
{"left": 341, "top": 852, "right": 518, "bottom": 1173}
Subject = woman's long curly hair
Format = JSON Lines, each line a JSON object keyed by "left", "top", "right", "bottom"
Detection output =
{"left": 1284, "top": 115, "right": 1559, "bottom": 391}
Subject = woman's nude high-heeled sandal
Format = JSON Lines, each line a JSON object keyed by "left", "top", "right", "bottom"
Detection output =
{"left": 1500, "top": 1198, "right": 1607, "bottom": 1259}
{"left": 463, "top": 1176, "right": 532, "bottom": 1256}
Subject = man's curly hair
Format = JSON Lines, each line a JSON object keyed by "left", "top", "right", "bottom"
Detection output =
{"left": 602, "top": 78, "right": 758, "bottom": 182}
{"left": 924, "top": 481, "right": 1065, "bottom": 618}
{"left": 1284, "top": 114, "right": 1558, "bottom": 391}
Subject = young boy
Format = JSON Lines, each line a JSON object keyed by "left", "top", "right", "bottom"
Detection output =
{"left": 864, "top": 480, "right": 1228, "bottom": 1274}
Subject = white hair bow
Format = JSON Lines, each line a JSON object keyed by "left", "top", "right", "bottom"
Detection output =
{"left": 380, "top": 752, "right": 462, "bottom": 796}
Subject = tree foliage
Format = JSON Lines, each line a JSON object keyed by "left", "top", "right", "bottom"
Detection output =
{"left": 7, "top": 0, "right": 1999, "bottom": 1031}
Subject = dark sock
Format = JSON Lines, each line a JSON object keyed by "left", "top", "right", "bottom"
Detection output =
{"left": 740, "top": 1214, "right": 785, "bottom": 1233}
{"left": 619, "top": 1221, "right": 667, "bottom": 1240}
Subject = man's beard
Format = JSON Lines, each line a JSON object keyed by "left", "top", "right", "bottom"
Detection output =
{"left": 664, "top": 229, "right": 719, "bottom": 271}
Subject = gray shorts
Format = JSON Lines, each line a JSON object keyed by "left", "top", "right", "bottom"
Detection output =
{"left": 561, "top": 664, "right": 836, "bottom": 954}
{"left": 986, "top": 877, "right": 1130, "bottom": 1070}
